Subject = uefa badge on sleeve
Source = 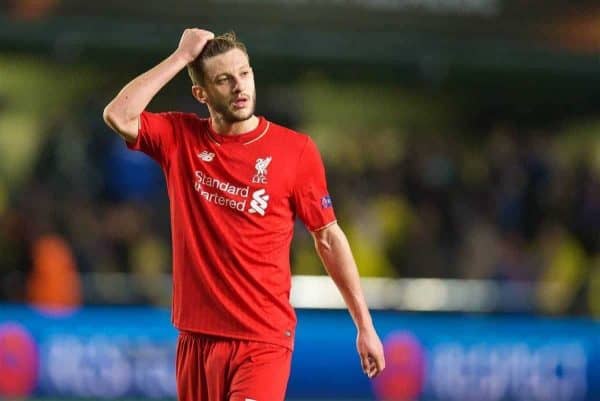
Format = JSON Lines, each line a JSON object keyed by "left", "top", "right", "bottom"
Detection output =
{"left": 321, "top": 195, "right": 333, "bottom": 209}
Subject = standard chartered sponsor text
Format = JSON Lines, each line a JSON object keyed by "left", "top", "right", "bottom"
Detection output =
{"left": 194, "top": 170, "right": 249, "bottom": 211}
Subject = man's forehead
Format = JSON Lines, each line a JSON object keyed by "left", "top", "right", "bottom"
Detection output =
{"left": 204, "top": 48, "right": 250, "bottom": 77}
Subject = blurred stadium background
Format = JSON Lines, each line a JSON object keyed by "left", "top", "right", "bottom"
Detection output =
{"left": 0, "top": 0, "right": 599, "bottom": 400}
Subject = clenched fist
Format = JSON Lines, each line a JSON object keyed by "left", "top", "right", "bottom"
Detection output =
{"left": 176, "top": 28, "right": 215, "bottom": 63}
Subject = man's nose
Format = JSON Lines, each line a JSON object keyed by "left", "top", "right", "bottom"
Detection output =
{"left": 232, "top": 76, "right": 244, "bottom": 92}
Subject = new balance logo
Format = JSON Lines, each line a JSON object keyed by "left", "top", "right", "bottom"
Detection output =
{"left": 197, "top": 150, "right": 215, "bottom": 162}
{"left": 248, "top": 189, "right": 269, "bottom": 216}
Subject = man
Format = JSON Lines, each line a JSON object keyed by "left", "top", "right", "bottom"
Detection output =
{"left": 103, "top": 28, "right": 385, "bottom": 401}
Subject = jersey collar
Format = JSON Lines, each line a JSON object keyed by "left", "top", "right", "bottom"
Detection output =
{"left": 207, "top": 116, "right": 270, "bottom": 146}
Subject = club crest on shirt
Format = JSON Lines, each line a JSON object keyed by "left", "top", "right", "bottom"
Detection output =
{"left": 252, "top": 156, "right": 272, "bottom": 184}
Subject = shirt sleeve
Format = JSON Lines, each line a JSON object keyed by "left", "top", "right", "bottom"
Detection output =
{"left": 126, "top": 111, "right": 179, "bottom": 167}
{"left": 293, "top": 137, "right": 337, "bottom": 232}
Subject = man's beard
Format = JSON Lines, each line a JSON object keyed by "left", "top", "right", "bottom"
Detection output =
{"left": 209, "top": 91, "right": 256, "bottom": 124}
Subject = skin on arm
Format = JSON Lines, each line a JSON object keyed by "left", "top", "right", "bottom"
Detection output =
{"left": 312, "top": 222, "right": 386, "bottom": 378}
{"left": 102, "top": 28, "right": 214, "bottom": 142}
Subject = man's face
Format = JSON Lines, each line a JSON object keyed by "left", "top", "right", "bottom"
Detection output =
{"left": 199, "top": 48, "right": 256, "bottom": 123}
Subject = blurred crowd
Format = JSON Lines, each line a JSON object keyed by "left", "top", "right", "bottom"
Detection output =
{"left": 316, "top": 125, "right": 599, "bottom": 315}
{"left": 0, "top": 78, "right": 598, "bottom": 315}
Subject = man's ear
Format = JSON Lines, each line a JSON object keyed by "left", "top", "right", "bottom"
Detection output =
{"left": 192, "top": 85, "right": 207, "bottom": 104}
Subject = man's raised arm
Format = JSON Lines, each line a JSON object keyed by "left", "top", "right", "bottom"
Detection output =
{"left": 103, "top": 28, "right": 214, "bottom": 142}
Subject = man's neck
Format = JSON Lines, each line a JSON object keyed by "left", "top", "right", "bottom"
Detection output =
{"left": 210, "top": 115, "right": 259, "bottom": 135}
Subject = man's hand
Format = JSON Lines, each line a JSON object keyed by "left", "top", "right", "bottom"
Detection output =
{"left": 357, "top": 326, "right": 385, "bottom": 379}
{"left": 176, "top": 28, "right": 215, "bottom": 63}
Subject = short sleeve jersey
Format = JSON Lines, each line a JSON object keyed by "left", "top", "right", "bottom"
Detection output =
{"left": 127, "top": 111, "right": 336, "bottom": 349}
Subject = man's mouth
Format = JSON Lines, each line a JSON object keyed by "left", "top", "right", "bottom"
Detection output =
{"left": 233, "top": 97, "right": 249, "bottom": 108}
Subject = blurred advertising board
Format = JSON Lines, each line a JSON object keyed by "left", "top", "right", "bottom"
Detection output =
{"left": 1, "top": 305, "right": 599, "bottom": 400}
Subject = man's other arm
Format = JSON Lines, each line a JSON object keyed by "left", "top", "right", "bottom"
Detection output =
{"left": 312, "top": 222, "right": 386, "bottom": 378}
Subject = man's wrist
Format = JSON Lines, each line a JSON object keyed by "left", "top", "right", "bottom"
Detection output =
{"left": 356, "top": 319, "right": 375, "bottom": 333}
{"left": 171, "top": 49, "right": 195, "bottom": 66}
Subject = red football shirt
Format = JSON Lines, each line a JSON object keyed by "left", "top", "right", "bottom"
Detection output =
{"left": 127, "top": 111, "right": 336, "bottom": 349}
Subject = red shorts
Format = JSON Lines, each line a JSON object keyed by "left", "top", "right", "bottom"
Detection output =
{"left": 176, "top": 331, "right": 292, "bottom": 401}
